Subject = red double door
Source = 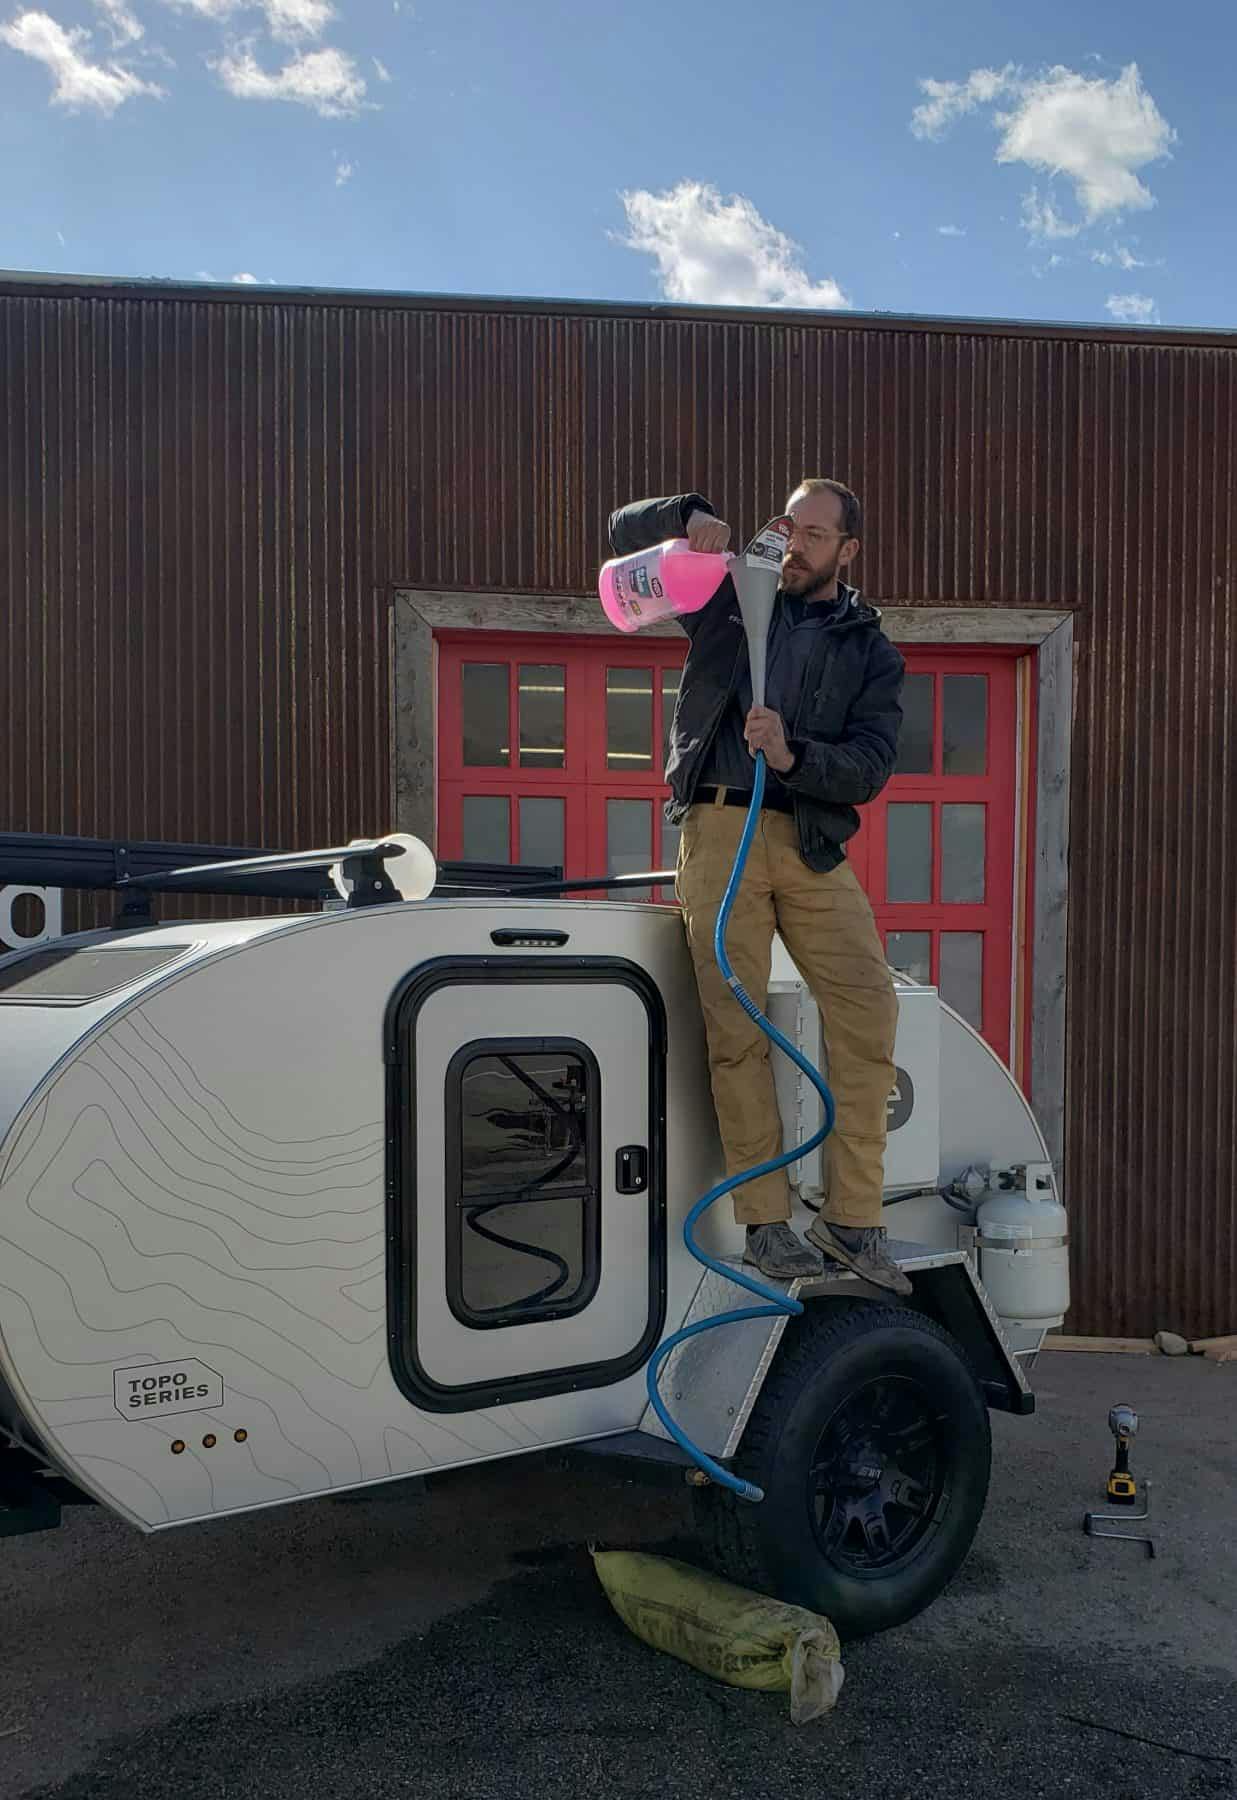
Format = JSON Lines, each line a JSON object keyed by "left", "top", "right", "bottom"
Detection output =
{"left": 437, "top": 633, "right": 1025, "bottom": 1067}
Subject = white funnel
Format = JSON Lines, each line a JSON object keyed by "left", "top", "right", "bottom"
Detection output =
{"left": 731, "top": 516, "right": 792, "bottom": 707}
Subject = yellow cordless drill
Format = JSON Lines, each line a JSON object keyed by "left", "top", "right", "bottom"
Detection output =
{"left": 1105, "top": 1404, "right": 1139, "bottom": 1505}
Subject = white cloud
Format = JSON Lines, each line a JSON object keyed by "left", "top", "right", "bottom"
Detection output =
{"left": 911, "top": 64, "right": 1016, "bottom": 138}
{"left": 94, "top": 0, "right": 143, "bottom": 43}
{"left": 213, "top": 44, "right": 366, "bottom": 114}
{"left": 0, "top": 10, "right": 164, "bottom": 111}
{"left": 937, "top": 224, "right": 966, "bottom": 237}
{"left": 1091, "top": 244, "right": 1149, "bottom": 270}
{"left": 262, "top": 0, "right": 333, "bottom": 40}
{"left": 998, "top": 65, "right": 1174, "bottom": 225}
{"left": 160, "top": 0, "right": 333, "bottom": 35}
{"left": 1021, "top": 188, "right": 1081, "bottom": 240}
{"left": 334, "top": 157, "right": 354, "bottom": 185}
{"left": 195, "top": 269, "right": 274, "bottom": 283}
{"left": 618, "top": 181, "right": 849, "bottom": 310}
{"left": 914, "top": 62, "right": 1175, "bottom": 240}
{"left": 1106, "top": 292, "right": 1159, "bottom": 324}
{"left": 372, "top": 53, "right": 390, "bottom": 80}
{"left": 161, "top": 0, "right": 236, "bottom": 17}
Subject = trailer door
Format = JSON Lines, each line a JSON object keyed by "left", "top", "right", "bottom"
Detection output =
{"left": 387, "top": 958, "right": 666, "bottom": 1412}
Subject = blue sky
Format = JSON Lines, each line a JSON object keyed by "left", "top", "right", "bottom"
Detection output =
{"left": 1, "top": 0, "right": 1231, "bottom": 330}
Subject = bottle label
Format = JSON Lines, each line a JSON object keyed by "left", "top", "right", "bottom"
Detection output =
{"left": 744, "top": 516, "right": 792, "bottom": 568}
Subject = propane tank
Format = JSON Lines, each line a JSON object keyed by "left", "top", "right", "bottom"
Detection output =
{"left": 598, "top": 538, "right": 731, "bottom": 633}
{"left": 975, "top": 1161, "right": 1070, "bottom": 1330}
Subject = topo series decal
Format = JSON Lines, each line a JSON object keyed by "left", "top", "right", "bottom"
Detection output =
{"left": 113, "top": 1359, "right": 224, "bottom": 1419}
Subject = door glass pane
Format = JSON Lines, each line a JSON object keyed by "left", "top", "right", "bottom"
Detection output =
{"left": 518, "top": 797, "right": 564, "bottom": 872}
{"left": 940, "top": 932, "right": 983, "bottom": 1030}
{"left": 518, "top": 664, "right": 565, "bottom": 768}
{"left": 886, "top": 804, "right": 932, "bottom": 903}
{"left": 886, "top": 930, "right": 932, "bottom": 986}
{"left": 941, "top": 804, "right": 986, "bottom": 903}
{"left": 943, "top": 674, "right": 987, "bottom": 775}
{"left": 607, "top": 797, "right": 653, "bottom": 900}
{"left": 462, "top": 664, "right": 509, "bottom": 767}
{"left": 454, "top": 1044, "right": 596, "bottom": 1324}
{"left": 896, "top": 674, "right": 934, "bottom": 775}
{"left": 462, "top": 796, "right": 510, "bottom": 864}
{"left": 459, "top": 1196, "right": 588, "bottom": 1318}
{"left": 459, "top": 1050, "right": 589, "bottom": 1198}
{"left": 607, "top": 668, "right": 653, "bottom": 772}
{"left": 661, "top": 668, "right": 681, "bottom": 768}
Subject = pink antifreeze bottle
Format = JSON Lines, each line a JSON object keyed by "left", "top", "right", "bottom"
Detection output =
{"left": 598, "top": 538, "right": 731, "bottom": 634}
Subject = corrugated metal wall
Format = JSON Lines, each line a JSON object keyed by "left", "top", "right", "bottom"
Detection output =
{"left": 2, "top": 277, "right": 1234, "bottom": 1336}
{"left": 2, "top": 293, "right": 391, "bottom": 871}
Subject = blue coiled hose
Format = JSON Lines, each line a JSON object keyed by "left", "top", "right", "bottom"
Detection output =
{"left": 644, "top": 752, "right": 838, "bottom": 1504}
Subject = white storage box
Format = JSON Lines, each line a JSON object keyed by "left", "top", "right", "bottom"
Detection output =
{"left": 767, "top": 937, "right": 941, "bottom": 1198}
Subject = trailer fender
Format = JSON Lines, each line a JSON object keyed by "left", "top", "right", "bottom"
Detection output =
{"left": 637, "top": 1243, "right": 1032, "bottom": 1463}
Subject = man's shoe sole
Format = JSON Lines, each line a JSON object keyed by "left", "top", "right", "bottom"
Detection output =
{"left": 741, "top": 1250, "right": 824, "bottom": 1282}
{"left": 806, "top": 1230, "right": 913, "bottom": 1297}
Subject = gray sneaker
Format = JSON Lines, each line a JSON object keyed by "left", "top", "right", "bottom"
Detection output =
{"left": 743, "top": 1222, "right": 824, "bottom": 1280}
{"left": 806, "top": 1221, "right": 913, "bottom": 1296}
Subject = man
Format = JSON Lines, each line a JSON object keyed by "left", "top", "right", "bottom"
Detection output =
{"left": 607, "top": 480, "right": 910, "bottom": 1294}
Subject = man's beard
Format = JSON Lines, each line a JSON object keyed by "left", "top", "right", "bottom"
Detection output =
{"left": 779, "top": 554, "right": 841, "bottom": 601}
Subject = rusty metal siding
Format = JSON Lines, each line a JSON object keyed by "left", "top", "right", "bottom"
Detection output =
{"left": 1066, "top": 342, "right": 1237, "bottom": 1339}
{"left": 2, "top": 291, "right": 394, "bottom": 929}
{"left": 2, "top": 278, "right": 1235, "bottom": 1336}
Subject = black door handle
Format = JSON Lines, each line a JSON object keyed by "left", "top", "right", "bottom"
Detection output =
{"left": 615, "top": 1145, "right": 648, "bottom": 1194}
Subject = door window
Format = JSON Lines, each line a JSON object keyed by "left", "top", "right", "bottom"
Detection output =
{"left": 858, "top": 655, "right": 1019, "bottom": 1058}
{"left": 446, "top": 1041, "right": 601, "bottom": 1329}
{"left": 438, "top": 637, "right": 684, "bottom": 900}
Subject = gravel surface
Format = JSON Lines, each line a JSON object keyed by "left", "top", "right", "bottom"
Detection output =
{"left": 2, "top": 1353, "right": 1233, "bottom": 1800}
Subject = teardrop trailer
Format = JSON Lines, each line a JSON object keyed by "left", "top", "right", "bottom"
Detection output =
{"left": 0, "top": 824, "right": 1067, "bottom": 1640}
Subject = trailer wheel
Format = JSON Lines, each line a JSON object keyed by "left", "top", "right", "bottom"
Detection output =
{"left": 693, "top": 1301, "right": 991, "bottom": 1640}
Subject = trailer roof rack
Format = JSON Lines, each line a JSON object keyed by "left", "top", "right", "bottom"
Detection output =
{"left": 0, "top": 832, "right": 566, "bottom": 928}
{"left": 120, "top": 840, "right": 410, "bottom": 911}
{"left": 484, "top": 870, "right": 677, "bottom": 897}
{"left": 1, "top": 832, "right": 675, "bottom": 933}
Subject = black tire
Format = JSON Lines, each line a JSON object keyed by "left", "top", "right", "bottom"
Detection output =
{"left": 693, "top": 1301, "right": 991, "bottom": 1640}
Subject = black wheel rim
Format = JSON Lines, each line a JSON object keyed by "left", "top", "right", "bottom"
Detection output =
{"left": 807, "top": 1375, "right": 951, "bottom": 1579}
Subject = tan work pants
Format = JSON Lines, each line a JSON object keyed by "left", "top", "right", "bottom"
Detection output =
{"left": 677, "top": 797, "right": 898, "bottom": 1229}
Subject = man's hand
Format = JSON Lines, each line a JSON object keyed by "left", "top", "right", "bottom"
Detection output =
{"left": 686, "top": 509, "right": 731, "bottom": 554}
{"left": 745, "top": 706, "right": 795, "bottom": 774}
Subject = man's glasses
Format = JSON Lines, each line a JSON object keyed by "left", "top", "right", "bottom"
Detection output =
{"left": 786, "top": 526, "right": 854, "bottom": 546}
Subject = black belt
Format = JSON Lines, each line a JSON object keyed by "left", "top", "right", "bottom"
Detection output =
{"left": 695, "top": 784, "right": 794, "bottom": 815}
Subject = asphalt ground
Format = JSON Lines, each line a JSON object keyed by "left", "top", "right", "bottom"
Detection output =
{"left": 1, "top": 1352, "right": 1234, "bottom": 1800}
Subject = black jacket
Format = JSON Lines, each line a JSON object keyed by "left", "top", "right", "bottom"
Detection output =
{"left": 607, "top": 493, "right": 905, "bottom": 872}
